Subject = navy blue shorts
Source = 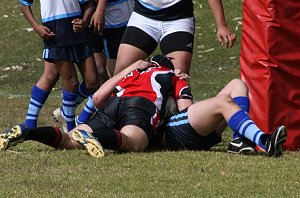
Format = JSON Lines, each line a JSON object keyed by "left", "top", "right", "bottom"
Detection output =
{"left": 85, "top": 26, "right": 104, "bottom": 54}
{"left": 42, "top": 42, "right": 93, "bottom": 64}
{"left": 103, "top": 26, "right": 126, "bottom": 59}
{"left": 164, "top": 108, "right": 222, "bottom": 151}
{"left": 88, "top": 34, "right": 104, "bottom": 54}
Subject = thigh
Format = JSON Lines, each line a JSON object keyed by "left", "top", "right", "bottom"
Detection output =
{"left": 160, "top": 17, "right": 195, "bottom": 54}
{"left": 165, "top": 108, "right": 222, "bottom": 150}
{"left": 120, "top": 125, "right": 149, "bottom": 151}
{"left": 114, "top": 43, "right": 148, "bottom": 74}
{"left": 77, "top": 56, "right": 99, "bottom": 89}
{"left": 165, "top": 51, "right": 192, "bottom": 75}
{"left": 187, "top": 98, "right": 226, "bottom": 136}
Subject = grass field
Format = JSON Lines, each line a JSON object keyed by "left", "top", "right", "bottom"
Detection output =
{"left": 1, "top": 0, "right": 300, "bottom": 197}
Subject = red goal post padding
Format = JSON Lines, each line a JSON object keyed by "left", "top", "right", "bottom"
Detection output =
{"left": 240, "top": 0, "right": 300, "bottom": 150}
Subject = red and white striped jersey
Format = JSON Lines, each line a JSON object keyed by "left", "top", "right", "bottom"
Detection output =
{"left": 113, "top": 66, "right": 192, "bottom": 112}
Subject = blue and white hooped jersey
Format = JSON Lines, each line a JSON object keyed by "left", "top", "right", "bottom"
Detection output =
{"left": 19, "top": 0, "right": 90, "bottom": 47}
{"left": 104, "top": 0, "right": 134, "bottom": 29}
{"left": 134, "top": 0, "right": 194, "bottom": 21}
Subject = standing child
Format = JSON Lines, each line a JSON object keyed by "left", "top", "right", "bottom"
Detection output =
{"left": 19, "top": 0, "right": 99, "bottom": 131}
{"left": 75, "top": 0, "right": 134, "bottom": 125}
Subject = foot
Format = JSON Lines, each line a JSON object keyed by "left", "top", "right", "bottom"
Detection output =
{"left": 72, "top": 129, "right": 104, "bottom": 158}
{"left": 0, "top": 124, "right": 29, "bottom": 150}
{"left": 52, "top": 107, "right": 67, "bottom": 133}
{"left": 227, "top": 137, "right": 256, "bottom": 154}
{"left": 265, "top": 125, "right": 287, "bottom": 157}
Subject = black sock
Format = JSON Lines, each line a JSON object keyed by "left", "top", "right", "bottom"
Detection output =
{"left": 25, "top": 127, "right": 62, "bottom": 147}
{"left": 92, "top": 129, "right": 122, "bottom": 150}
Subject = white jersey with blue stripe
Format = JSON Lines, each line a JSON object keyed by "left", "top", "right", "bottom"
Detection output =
{"left": 19, "top": 0, "right": 90, "bottom": 47}
{"left": 134, "top": 0, "right": 194, "bottom": 21}
{"left": 137, "top": 0, "right": 181, "bottom": 11}
{"left": 19, "top": 0, "right": 88, "bottom": 23}
{"left": 104, "top": 0, "right": 134, "bottom": 29}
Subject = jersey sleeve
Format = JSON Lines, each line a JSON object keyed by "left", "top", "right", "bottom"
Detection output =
{"left": 19, "top": 0, "right": 33, "bottom": 6}
{"left": 172, "top": 77, "right": 193, "bottom": 100}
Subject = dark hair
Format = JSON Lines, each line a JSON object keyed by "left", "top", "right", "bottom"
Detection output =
{"left": 150, "top": 55, "right": 174, "bottom": 70}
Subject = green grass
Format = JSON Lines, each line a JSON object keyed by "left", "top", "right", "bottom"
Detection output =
{"left": 1, "top": 0, "right": 300, "bottom": 197}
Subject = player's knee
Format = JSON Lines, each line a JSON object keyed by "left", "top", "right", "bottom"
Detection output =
{"left": 85, "top": 79, "right": 100, "bottom": 93}
{"left": 229, "top": 79, "right": 248, "bottom": 93}
{"left": 217, "top": 94, "right": 234, "bottom": 106}
{"left": 63, "top": 77, "right": 79, "bottom": 92}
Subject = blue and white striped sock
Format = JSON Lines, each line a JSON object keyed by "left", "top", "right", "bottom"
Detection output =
{"left": 25, "top": 85, "right": 50, "bottom": 128}
{"left": 62, "top": 89, "right": 77, "bottom": 131}
{"left": 228, "top": 110, "right": 266, "bottom": 149}
{"left": 232, "top": 96, "right": 250, "bottom": 139}
{"left": 76, "top": 82, "right": 91, "bottom": 107}
{"left": 76, "top": 96, "right": 96, "bottom": 124}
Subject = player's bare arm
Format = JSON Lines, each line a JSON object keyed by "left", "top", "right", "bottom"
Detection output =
{"left": 73, "top": 0, "right": 96, "bottom": 32}
{"left": 207, "top": 0, "right": 236, "bottom": 48}
{"left": 90, "top": 0, "right": 107, "bottom": 34}
{"left": 93, "top": 60, "right": 149, "bottom": 109}
{"left": 20, "top": 5, "right": 55, "bottom": 40}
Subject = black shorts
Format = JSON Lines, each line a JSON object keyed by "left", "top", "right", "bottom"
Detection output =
{"left": 164, "top": 108, "right": 222, "bottom": 151}
{"left": 103, "top": 27, "right": 126, "bottom": 59}
{"left": 86, "top": 96, "right": 157, "bottom": 138}
{"left": 88, "top": 34, "right": 104, "bottom": 54}
{"left": 85, "top": 26, "right": 104, "bottom": 54}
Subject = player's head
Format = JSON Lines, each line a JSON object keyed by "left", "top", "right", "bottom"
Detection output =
{"left": 150, "top": 55, "right": 174, "bottom": 70}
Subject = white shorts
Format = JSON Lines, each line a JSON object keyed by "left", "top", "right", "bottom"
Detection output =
{"left": 127, "top": 12, "right": 195, "bottom": 42}
{"left": 122, "top": 12, "right": 195, "bottom": 55}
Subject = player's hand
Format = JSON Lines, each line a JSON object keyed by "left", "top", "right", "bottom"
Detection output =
{"left": 89, "top": 10, "right": 104, "bottom": 34}
{"left": 72, "top": 18, "right": 87, "bottom": 32}
{"left": 174, "top": 69, "right": 190, "bottom": 80}
{"left": 216, "top": 25, "right": 236, "bottom": 49}
{"left": 34, "top": 24, "right": 55, "bottom": 40}
{"left": 131, "top": 60, "right": 149, "bottom": 71}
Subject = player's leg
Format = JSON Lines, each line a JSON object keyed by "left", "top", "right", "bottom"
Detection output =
{"left": 0, "top": 123, "right": 104, "bottom": 157}
{"left": 77, "top": 55, "right": 99, "bottom": 94}
{"left": 74, "top": 55, "right": 100, "bottom": 125}
{"left": 103, "top": 26, "right": 126, "bottom": 77}
{"left": 72, "top": 96, "right": 155, "bottom": 155}
{"left": 160, "top": 17, "right": 195, "bottom": 75}
{"left": 188, "top": 95, "right": 287, "bottom": 156}
{"left": 93, "top": 51, "right": 109, "bottom": 85}
{"left": 25, "top": 61, "right": 59, "bottom": 128}
{"left": 74, "top": 43, "right": 100, "bottom": 107}
{"left": 216, "top": 79, "right": 255, "bottom": 153}
{"left": 0, "top": 124, "right": 68, "bottom": 150}
{"left": 117, "top": 125, "right": 149, "bottom": 151}
{"left": 114, "top": 12, "right": 159, "bottom": 74}
{"left": 55, "top": 60, "right": 79, "bottom": 132}
{"left": 75, "top": 38, "right": 108, "bottom": 124}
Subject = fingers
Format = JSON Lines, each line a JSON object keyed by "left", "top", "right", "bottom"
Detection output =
{"left": 174, "top": 69, "right": 190, "bottom": 80}
{"left": 218, "top": 33, "right": 236, "bottom": 48}
{"left": 72, "top": 18, "right": 84, "bottom": 32}
{"left": 39, "top": 26, "right": 55, "bottom": 39}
